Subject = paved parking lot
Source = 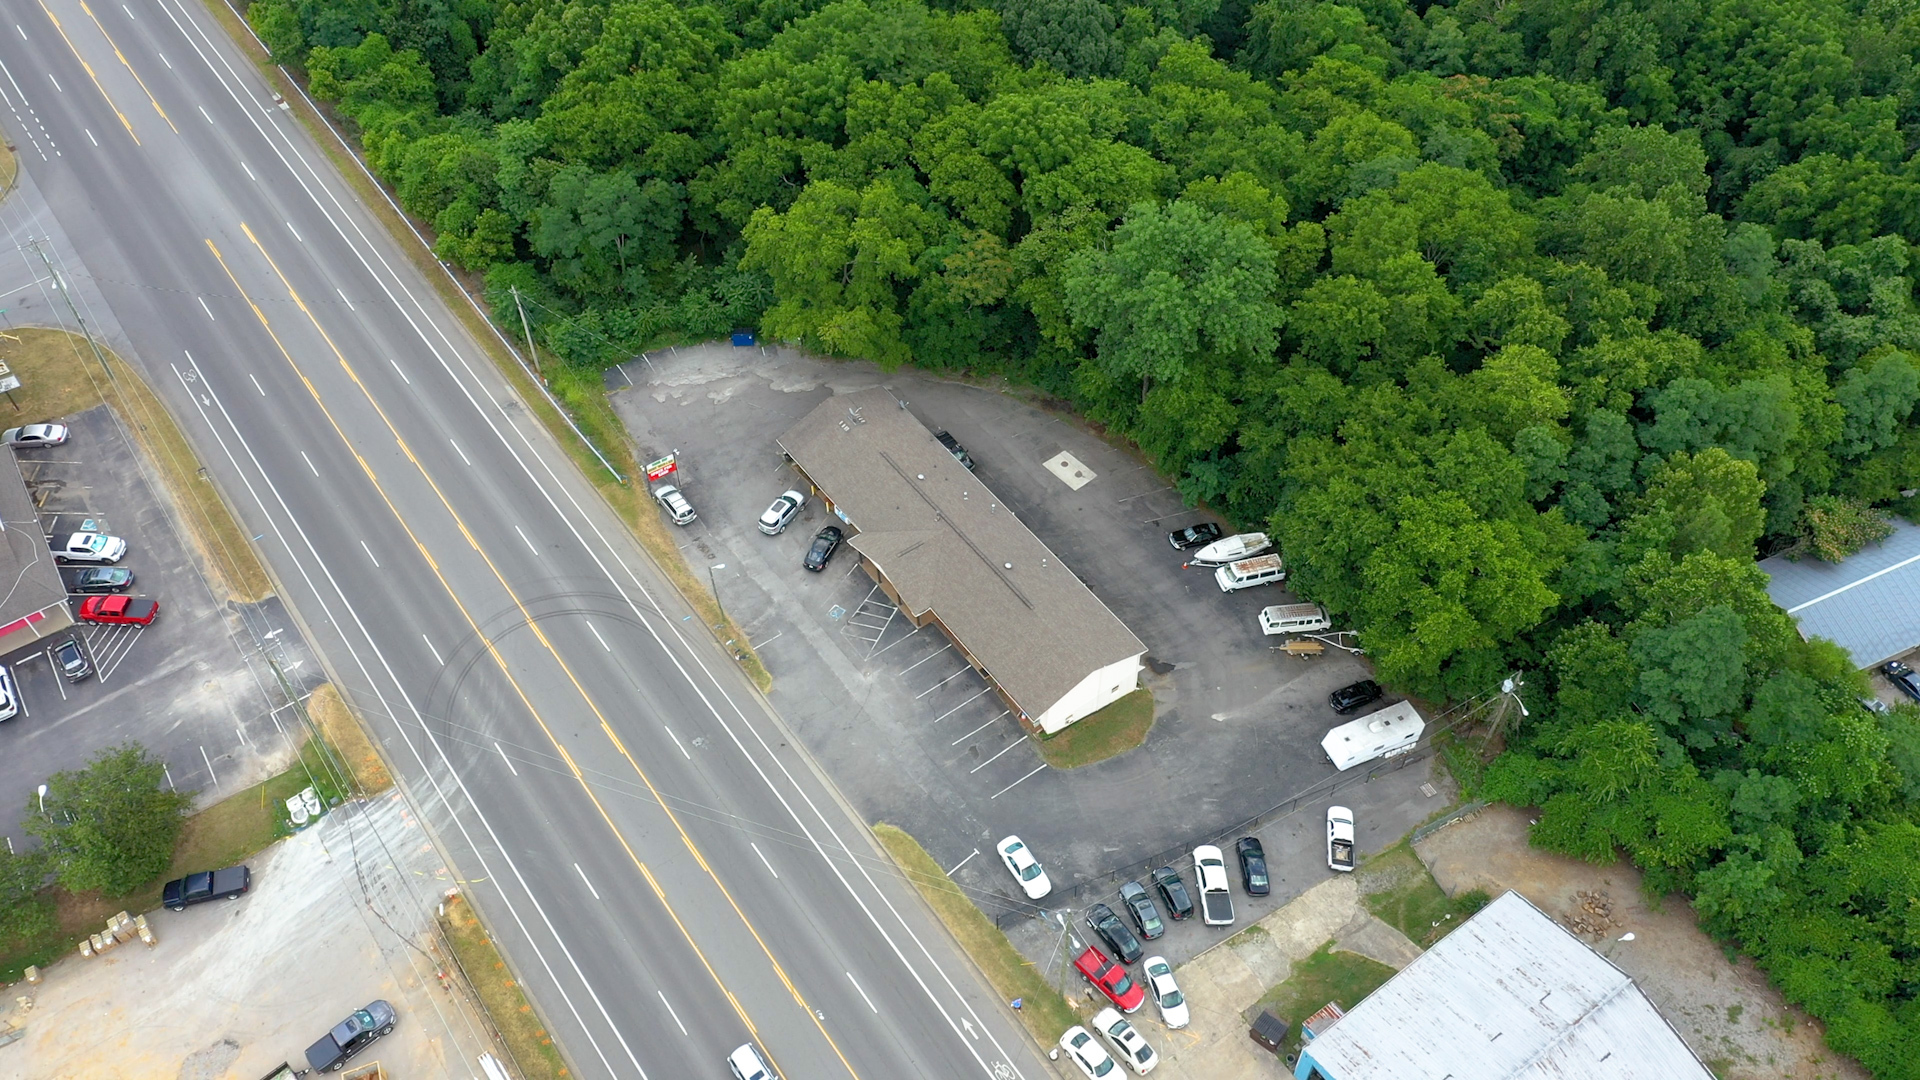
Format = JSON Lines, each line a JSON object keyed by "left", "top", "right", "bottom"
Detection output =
{"left": 608, "top": 344, "right": 1448, "bottom": 962}
{"left": 0, "top": 405, "right": 319, "bottom": 843}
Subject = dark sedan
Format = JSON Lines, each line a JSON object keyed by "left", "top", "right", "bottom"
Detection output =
{"left": 1118, "top": 880, "right": 1165, "bottom": 940}
{"left": 1883, "top": 661, "right": 1920, "bottom": 703}
{"left": 802, "top": 526, "right": 844, "bottom": 571}
{"left": 1151, "top": 865, "right": 1194, "bottom": 920}
{"left": 65, "top": 567, "right": 134, "bottom": 593}
{"left": 1236, "top": 837, "right": 1271, "bottom": 896}
{"left": 1329, "top": 679, "right": 1383, "bottom": 714}
{"left": 1167, "top": 522, "right": 1224, "bottom": 550}
{"left": 1086, "top": 902, "right": 1144, "bottom": 964}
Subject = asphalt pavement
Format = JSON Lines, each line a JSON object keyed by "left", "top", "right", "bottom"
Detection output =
{"left": 0, "top": 4, "right": 1049, "bottom": 1079}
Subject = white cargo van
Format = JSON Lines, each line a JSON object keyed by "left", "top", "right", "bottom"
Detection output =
{"left": 1259, "top": 603, "right": 1330, "bottom": 635}
{"left": 1321, "top": 701, "right": 1425, "bottom": 770}
{"left": 1215, "top": 554, "right": 1284, "bottom": 592}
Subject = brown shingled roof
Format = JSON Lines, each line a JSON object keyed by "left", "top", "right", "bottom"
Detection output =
{"left": 778, "top": 388, "right": 1145, "bottom": 720}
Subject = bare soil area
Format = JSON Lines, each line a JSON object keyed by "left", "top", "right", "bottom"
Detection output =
{"left": 1416, "top": 804, "right": 1865, "bottom": 1080}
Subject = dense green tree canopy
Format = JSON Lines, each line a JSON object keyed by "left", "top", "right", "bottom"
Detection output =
{"left": 258, "top": 0, "right": 1920, "bottom": 1071}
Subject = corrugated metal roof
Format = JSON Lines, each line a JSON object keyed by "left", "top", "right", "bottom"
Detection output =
{"left": 1301, "top": 891, "right": 1714, "bottom": 1080}
{"left": 778, "top": 389, "right": 1145, "bottom": 720}
{"left": 1759, "top": 520, "right": 1920, "bottom": 668}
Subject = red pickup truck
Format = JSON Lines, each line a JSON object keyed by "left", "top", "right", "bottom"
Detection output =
{"left": 1073, "top": 943, "right": 1146, "bottom": 1013}
{"left": 77, "top": 595, "right": 160, "bottom": 625}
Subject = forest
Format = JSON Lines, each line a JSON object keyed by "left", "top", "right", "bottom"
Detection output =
{"left": 239, "top": 0, "right": 1920, "bottom": 1072}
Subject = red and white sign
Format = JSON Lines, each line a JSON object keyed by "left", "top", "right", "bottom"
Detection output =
{"left": 645, "top": 454, "right": 678, "bottom": 481}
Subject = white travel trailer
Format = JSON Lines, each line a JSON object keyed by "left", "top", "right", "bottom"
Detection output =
{"left": 1321, "top": 701, "right": 1425, "bottom": 771}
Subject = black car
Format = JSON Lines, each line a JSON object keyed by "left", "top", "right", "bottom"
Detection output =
{"left": 306, "top": 1000, "right": 397, "bottom": 1072}
{"left": 51, "top": 638, "right": 90, "bottom": 682}
{"left": 1086, "top": 902, "right": 1143, "bottom": 964}
{"left": 1329, "top": 679, "right": 1383, "bottom": 714}
{"left": 802, "top": 526, "right": 844, "bottom": 572}
{"left": 1883, "top": 662, "right": 1920, "bottom": 703}
{"left": 65, "top": 567, "right": 134, "bottom": 594}
{"left": 1151, "top": 865, "right": 1194, "bottom": 921}
{"left": 163, "top": 865, "right": 251, "bottom": 910}
{"left": 1118, "top": 880, "right": 1165, "bottom": 940}
{"left": 934, "top": 430, "right": 975, "bottom": 471}
{"left": 1167, "top": 522, "right": 1224, "bottom": 550}
{"left": 1235, "top": 837, "right": 1271, "bottom": 896}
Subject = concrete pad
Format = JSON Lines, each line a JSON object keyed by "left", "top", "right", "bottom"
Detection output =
{"left": 1333, "top": 915, "right": 1423, "bottom": 970}
{"left": 0, "top": 794, "right": 504, "bottom": 1080}
{"left": 1041, "top": 450, "right": 1096, "bottom": 490}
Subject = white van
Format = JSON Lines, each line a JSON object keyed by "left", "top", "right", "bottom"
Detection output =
{"left": 1215, "top": 554, "right": 1284, "bottom": 592}
{"left": 1259, "top": 603, "right": 1330, "bottom": 635}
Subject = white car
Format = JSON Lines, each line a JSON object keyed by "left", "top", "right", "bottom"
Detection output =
{"left": 51, "top": 531, "right": 127, "bottom": 564}
{"left": 1141, "top": 956, "right": 1188, "bottom": 1029}
{"left": 996, "top": 835, "right": 1051, "bottom": 899}
{"left": 727, "top": 1042, "right": 779, "bottom": 1080}
{"left": 653, "top": 485, "right": 696, "bottom": 525}
{"left": 3, "top": 423, "right": 68, "bottom": 448}
{"left": 1058, "top": 1025, "right": 1119, "bottom": 1079}
{"left": 0, "top": 664, "right": 17, "bottom": 722}
{"left": 1092, "top": 1007, "right": 1158, "bottom": 1074}
{"left": 758, "top": 489, "right": 806, "bottom": 534}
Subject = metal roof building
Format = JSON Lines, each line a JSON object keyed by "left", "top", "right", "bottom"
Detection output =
{"left": 0, "top": 444, "right": 75, "bottom": 656}
{"left": 778, "top": 388, "right": 1146, "bottom": 734}
{"left": 1294, "top": 890, "right": 1714, "bottom": 1080}
{"left": 1759, "top": 519, "right": 1920, "bottom": 669}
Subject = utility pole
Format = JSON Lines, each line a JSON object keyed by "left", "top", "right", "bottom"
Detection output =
{"left": 31, "top": 239, "right": 115, "bottom": 383}
{"left": 510, "top": 285, "right": 541, "bottom": 379}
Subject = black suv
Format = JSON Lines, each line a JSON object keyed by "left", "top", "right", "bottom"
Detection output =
{"left": 1883, "top": 661, "right": 1920, "bottom": 703}
{"left": 1167, "top": 522, "right": 1223, "bottom": 550}
{"left": 802, "top": 526, "right": 844, "bottom": 572}
{"left": 1086, "top": 902, "right": 1143, "bottom": 963}
{"left": 1151, "top": 865, "right": 1194, "bottom": 920}
{"left": 934, "top": 430, "right": 975, "bottom": 471}
{"left": 1329, "top": 679, "right": 1382, "bottom": 714}
{"left": 1118, "top": 880, "right": 1165, "bottom": 940}
{"left": 1235, "top": 837, "right": 1270, "bottom": 896}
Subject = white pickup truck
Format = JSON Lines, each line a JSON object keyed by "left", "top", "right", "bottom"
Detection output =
{"left": 1193, "top": 845, "right": 1234, "bottom": 926}
{"left": 51, "top": 531, "right": 127, "bottom": 564}
{"left": 1327, "top": 806, "right": 1355, "bottom": 872}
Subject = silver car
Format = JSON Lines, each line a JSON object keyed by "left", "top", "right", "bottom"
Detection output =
{"left": 2, "top": 422, "right": 68, "bottom": 448}
{"left": 654, "top": 485, "right": 696, "bottom": 525}
{"left": 758, "top": 489, "right": 806, "bottom": 535}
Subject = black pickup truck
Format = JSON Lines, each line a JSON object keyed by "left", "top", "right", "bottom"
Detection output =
{"left": 161, "top": 865, "right": 251, "bottom": 910}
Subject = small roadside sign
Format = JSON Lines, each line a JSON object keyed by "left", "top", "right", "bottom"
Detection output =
{"left": 645, "top": 454, "right": 677, "bottom": 481}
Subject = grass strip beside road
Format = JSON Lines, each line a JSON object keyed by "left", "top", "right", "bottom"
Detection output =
{"left": 0, "top": 732, "right": 350, "bottom": 981}
{"left": 307, "top": 682, "right": 394, "bottom": 793}
{"left": 0, "top": 135, "right": 17, "bottom": 195}
{"left": 199, "top": 9, "right": 771, "bottom": 691}
{"left": 1034, "top": 688, "right": 1154, "bottom": 769}
{"left": 438, "top": 891, "right": 569, "bottom": 1080}
{"left": 2, "top": 327, "right": 273, "bottom": 602}
{"left": 872, "top": 822, "right": 1078, "bottom": 1047}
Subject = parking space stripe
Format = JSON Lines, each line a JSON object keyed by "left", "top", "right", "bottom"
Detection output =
{"left": 969, "top": 734, "right": 1029, "bottom": 774}
{"left": 916, "top": 664, "right": 976, "bottom": 699}
{"left": 932, "top": 686, "right": 993, "bottom": 723}
{"left": 951, "top": 711, "right": 1011, "bottom": 746}
{"left": 897, "top": 642, "right": 952, "bottom": 675}
{"left": 989, "top": 763, "right": 1048, "bottom": 799}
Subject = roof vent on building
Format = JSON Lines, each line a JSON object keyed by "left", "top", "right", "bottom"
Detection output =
{"left": 839, "top": 420, "right": 851, "bottom": 432}
{"left": 1004, "top": 563, "right": 1013, "bottom": 569}
{"left": 917, "top": 473, "right": 926, "bottom": 480}
{"left": 849, "top": 406, "right": 865, "bottom": 424}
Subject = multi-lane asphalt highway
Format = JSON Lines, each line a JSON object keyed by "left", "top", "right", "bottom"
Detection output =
{"left": 0, "top": 2, "right": 1049, "bottom": 1077}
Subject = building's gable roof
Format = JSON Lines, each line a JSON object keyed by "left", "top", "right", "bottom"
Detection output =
{"left": 1304, "top": 891, "right": 1714, "bottom": 1080}
{"left": 1761, "top": 519, "right": 1920, "bottom": 668}
{"left": 779, "top": 389, "right": 1144, "bottom": 717}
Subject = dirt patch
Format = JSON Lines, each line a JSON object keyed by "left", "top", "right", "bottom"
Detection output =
{"left": 1414, "top": 804, "right": 1866, "bottom": 1080}
{"left": 307, "top": 684, "right": 393, "bottom": 794}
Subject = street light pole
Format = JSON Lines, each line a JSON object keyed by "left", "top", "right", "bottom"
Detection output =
{"left": 709, "top": 564, "right": 727, "bottom": 627}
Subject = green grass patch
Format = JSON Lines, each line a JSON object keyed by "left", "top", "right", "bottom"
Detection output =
{"left": 872, "top": 823, "right": 1079, "bottom": 1045}
{"left": 440, "top": 892, "right": 570, "bottom": 1080}
{"left": 1357, "top": 840, "right": 1490, "bottom": 948}
{"left": 0, "top": 736, "right": 351, "bottom": 981}
{"left": 1034, "top": 688, "right": 1154, "bottom": 769}
{"left": 1251, "top": 943, "right": 1398, "bottom": 1059}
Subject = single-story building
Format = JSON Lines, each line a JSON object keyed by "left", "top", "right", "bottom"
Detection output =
{"left": 778, "top": 388, "right": 1146, "bottom": 733}
{"left": 1295, "top": 890, "right": 1714, "bottom": 1080}
{"left": 0, "top": 444, "right": 75, "bottom": 656}
{"left": 1760, "top": 519, "right": 1920, "bottom": 669}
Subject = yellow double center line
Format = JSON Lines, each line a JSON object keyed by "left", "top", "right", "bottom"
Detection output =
{"left": 36, "top": 0, "right": 138, "bottom": 143}
{"left": 77, "top": 0, "right": 177, "bottom": 133}
{"left": 207, "top": 228, "right": 859, "bottom": 1079}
